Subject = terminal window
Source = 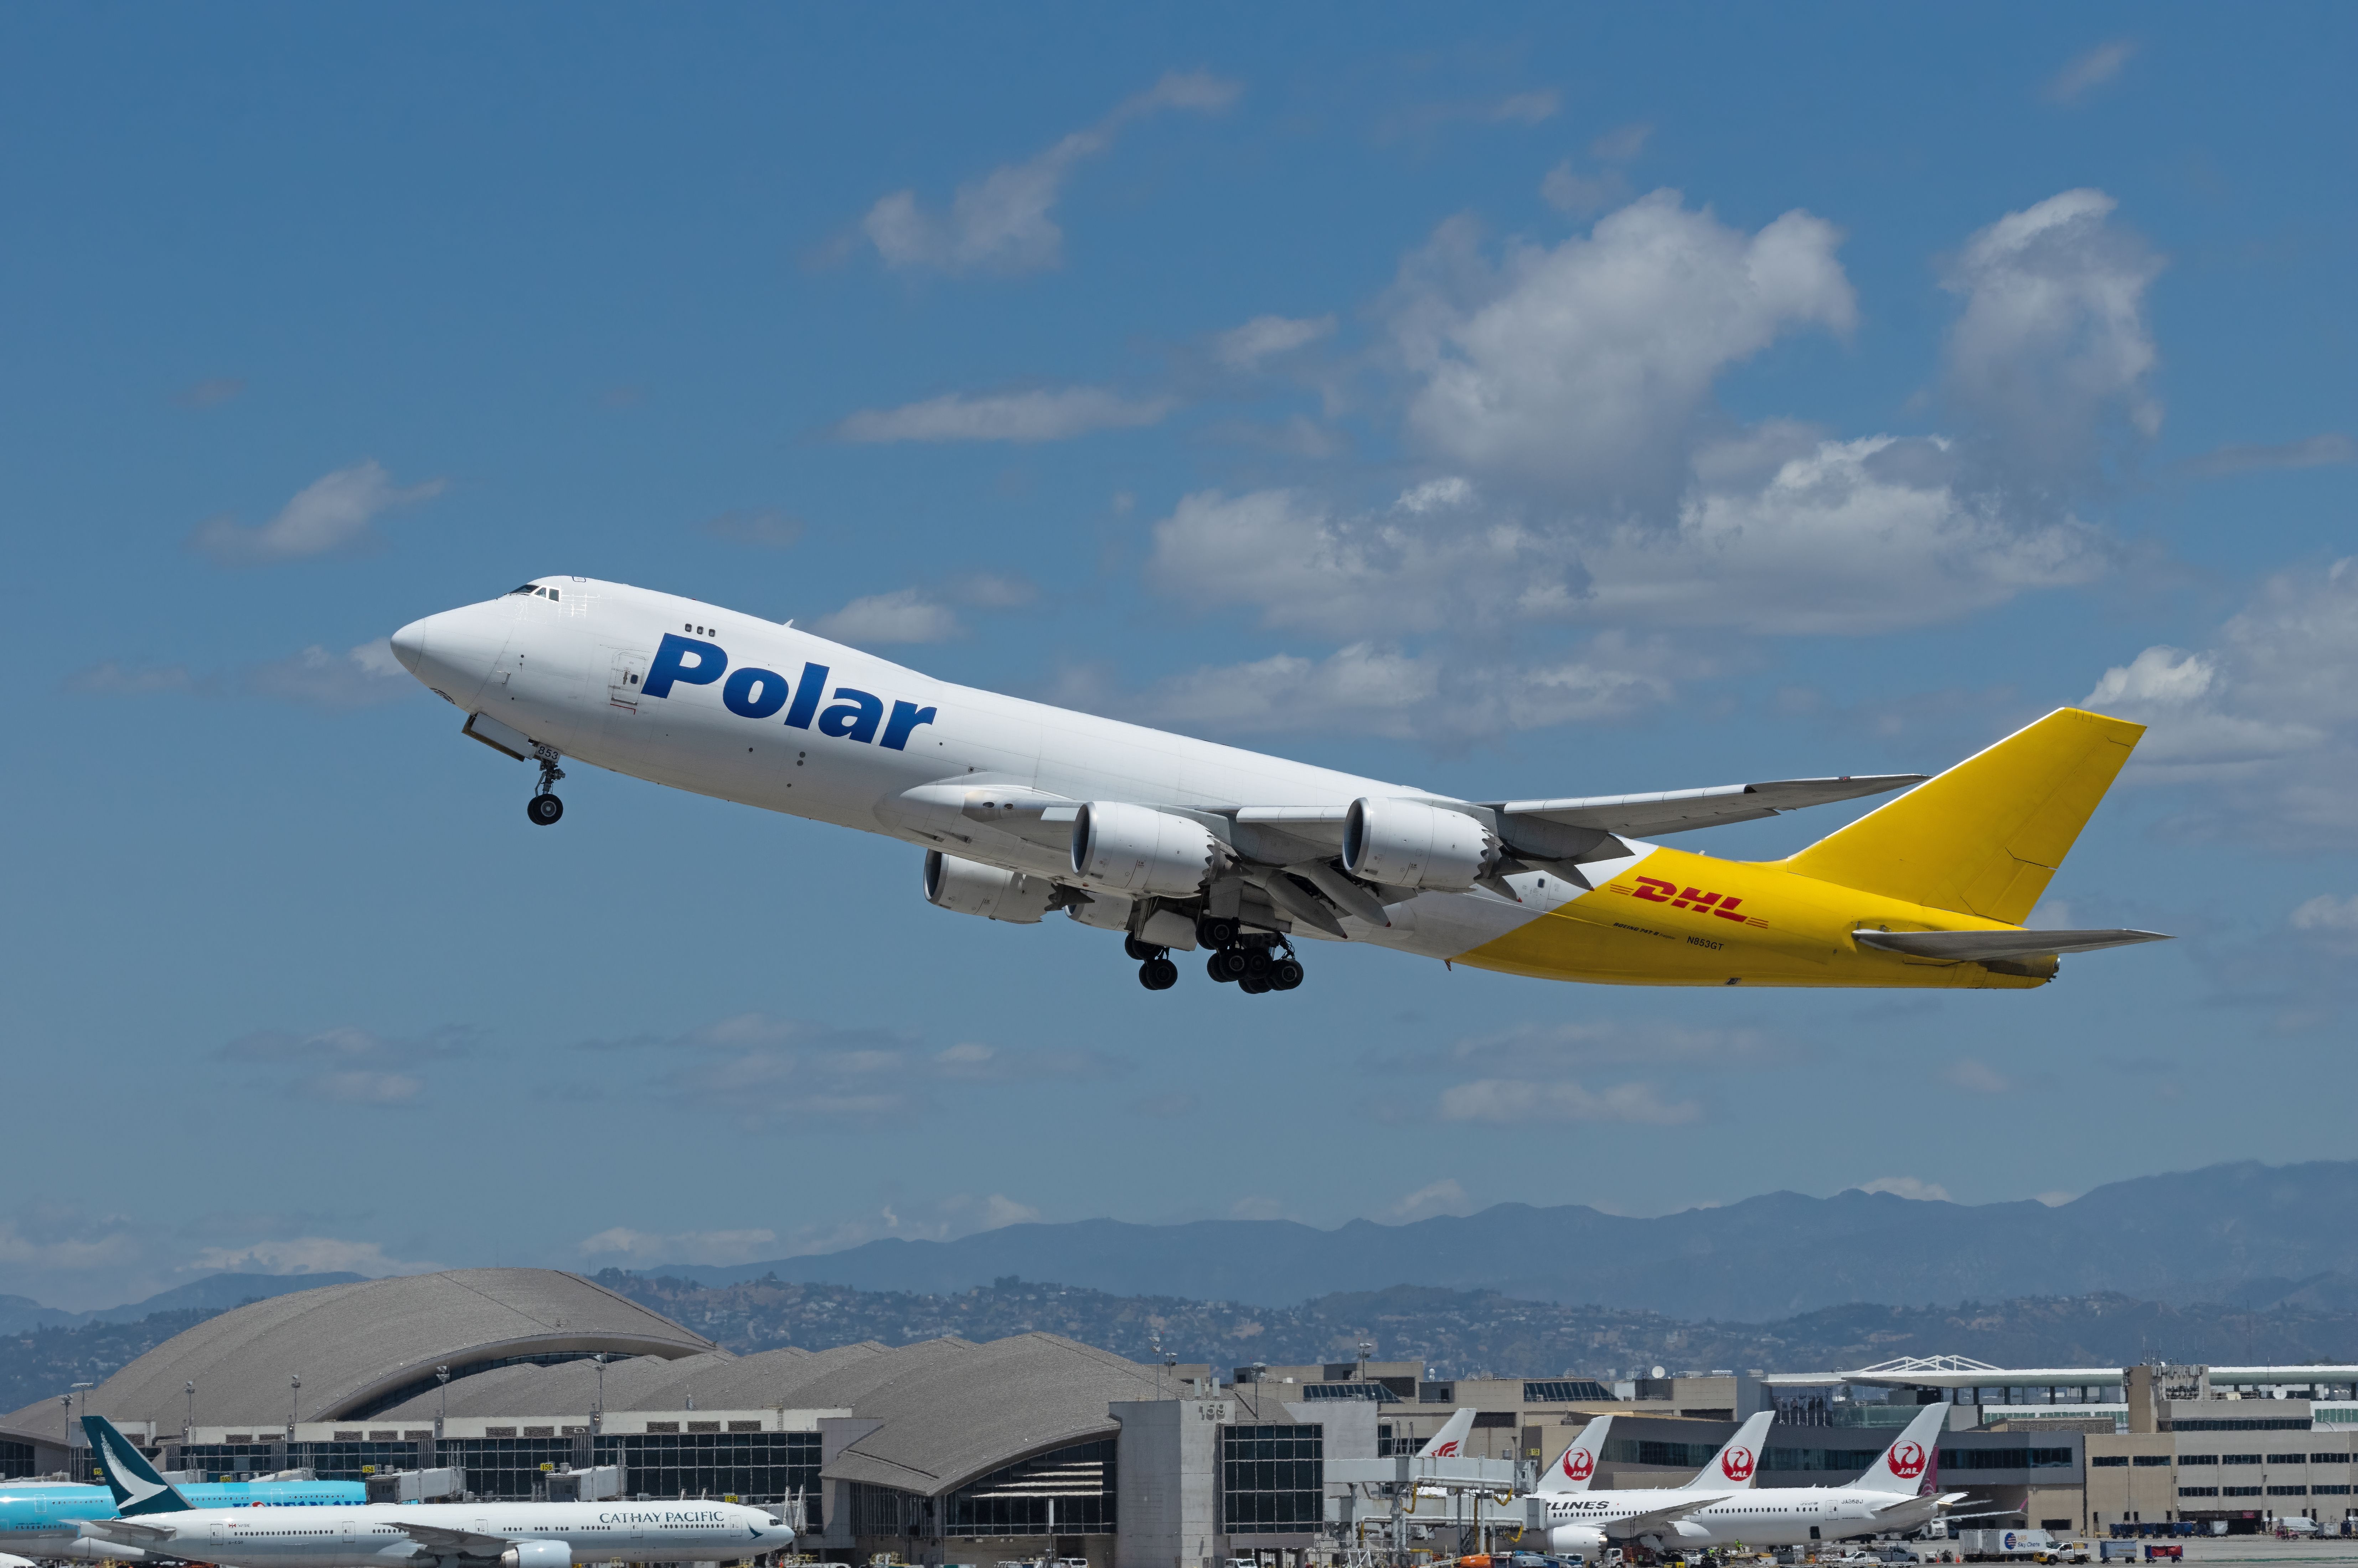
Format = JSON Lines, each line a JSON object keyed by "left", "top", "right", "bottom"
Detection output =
{"left": 2265, "top": 1453, "right": 2308, "bottom": 1463}
{"left": 178, "top": 1444, "right": 281, "bottom": 1479}
{"left": 2091, "top": 1456, "right": 2129, "bottom": 1468}
{"left": 941, "top": 1438, "right": 1116, "bottom": 1539}
{"left": 2179, "top": 1455, "right": 2218, "bottom": 1466}
{"left": 0, "top": 1439, "right": 31, "bottom": 1480}
{"left": 2223, "top": 1486, "right": 2262, "bottom": 1497}
{"left": 1221, "top": 1423, "right": 1324, "bottom": 1536}
{"left": 2133, "top": 1456, "right": 2172, "bottom": 1467}
{"left": 1763, "top": 1446, "right": 1884, "bottom": 1473}
{"left": 439, "top": 1437, "right": 575, "bottom": 1500}
{"left": 1937, "top": 1448, "right": 2076, "bottom": 1471}
{"left": 289, "top": 1441, "right": 421, "bottom": 1482}
{"left": 1524, "top": 1381, "right": 1612, "bottom": 1404}
{"left": 594, "top": 1431, "right": 820, "bottom": 1507}
{"left": 2315, "top": 1454, "right": 2353, "bottom": 1465}
{"left": 2178, "top": 1487, "right": 2219, "bottom": 1498}
{"left": 2315, "top": 1485, "right": 2353, "bottom": 1496}
{"left": 2266, "top": 1486, "right": 2308, "bottom": 1496}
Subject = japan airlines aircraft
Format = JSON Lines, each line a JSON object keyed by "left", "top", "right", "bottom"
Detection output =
{"left": 1538, "top": 1404, "right": 1962, "bottom": 1553}
{"left": 389, "top": 578, "right": 2168, "bottom": 994}
{"left": 76, "top": 1420, "right": 795, "bottom": 1568}
{"left": 1526, "top": 1413, "right": 1770, "bottom": 1548}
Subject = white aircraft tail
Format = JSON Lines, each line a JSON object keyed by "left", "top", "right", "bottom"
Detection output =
{"left": 1418, "top": 1407, "right": 1477, "bottom": 1459}
{"left": 1683, "top": 1410, "right": 1773, "bottom": 1489}
{"left": 1544, "top": 1414, "right": 1612, "bottom": 1491}
{"left": 1853, "top": 1404, "right": 1948, "bottom": 1494}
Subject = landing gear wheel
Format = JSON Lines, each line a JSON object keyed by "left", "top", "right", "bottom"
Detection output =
{"left": 527, "top": 793, "right": 564, "bottom": 826}
{"left": 1243, "top": 946, "right": 1273, "bottom": 981}
{"left": 1124, "top": 934, "right": 1166, "bottom": 962}
{"left": 1139, "top": 956, "right": 1179, "bottom": 990}
{"left": 1197, "top": 914, "right": 1240, "bottom": 949}
{"left": 1238, "top": 975, "right": 1272, "bottom": 995}
{"left": 1208, "top": 948, "right": 1252, "bottom": 983}
{"left": 1270, "top": 958, "right": 1304, "bottom": 990}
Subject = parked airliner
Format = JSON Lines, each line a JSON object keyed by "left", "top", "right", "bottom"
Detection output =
{"left": 1538, "top": 1404, "right": 1962, "bottom": 1552}
{"left": 76, "top": 1419, "right": 795, "bottom": 1568}
{"left": 390, "top": 578, "right": 2167, "bottom": 994}
{"left": 0, "top": 1444, "right": 359, "bottom": 1561}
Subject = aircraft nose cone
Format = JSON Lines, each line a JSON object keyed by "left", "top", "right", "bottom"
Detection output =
{"left": 389, "top": 618, "right": 430, "bottom": 677}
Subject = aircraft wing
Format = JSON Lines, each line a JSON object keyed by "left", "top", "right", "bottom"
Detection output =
{"left": 386, "top": 1521, "right": 514, "bottom": 1556}
{"left": 76, "top": 1518, "right": 178, "bottom": 1545}
{"left": 1498, "top": 775, "right": 1925, "bottom": 838}
{"left": 1604, "top": 1494, "right": 1735, "bottom": 1537}
{"left": 1853, "top": 928, "right": 2172, "bottom": 961}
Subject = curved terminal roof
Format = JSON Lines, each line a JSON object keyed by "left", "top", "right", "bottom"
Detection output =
{"left": 5, "top": 1269, "right": 716, "bottom": 1440}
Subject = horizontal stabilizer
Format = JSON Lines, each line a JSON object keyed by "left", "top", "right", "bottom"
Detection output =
{"left": 1853, "top": 928, "right": 2172, "bottom": 962}
{"left": 1500, "top": 775, "right": 1923, "bottom": 841}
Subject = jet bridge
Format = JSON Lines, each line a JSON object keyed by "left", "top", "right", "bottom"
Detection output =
{"left": 1326, "top": 1454, "right": 1543, "bottom": 1559}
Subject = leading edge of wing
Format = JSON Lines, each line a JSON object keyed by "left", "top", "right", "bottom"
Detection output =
{"left": 1500, "top": 774, "right": 1926, "bottom": 837}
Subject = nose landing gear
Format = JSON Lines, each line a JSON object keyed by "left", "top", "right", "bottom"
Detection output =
{"left": 526, "top": 746, "right": 567, "bottom": 826}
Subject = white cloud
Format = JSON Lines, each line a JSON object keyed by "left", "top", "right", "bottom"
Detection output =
{"left": 2291, "top": 895, "right": 2358, "bottom": 953}
{"left": 0, "top": 1206, "right": 143, "bottom": 1273}
{"left": 2083, "top": 560, "right": 2358, "bottom": 844}
{"left": 63, "top": 660, "right": 198, "bottom": 696}
{"left": 1136, "top": 637, "right": 1679, "bottom": 745}
{"left": 2045, "top": 40, "right": 2137, "bottom": 104}
{"left": 835, "top": 387, "right": 1173, "bottom": 444}
{"left": 950, "top": 572, "right": 1038, "bottom": 609}
{"left": 1857, "top": 1176, "right": 1953, "bottom": 1202}
{"left": 1393, "top": 194, "right": 1856, "bottom": 502}
{"left": 576, "top": 1227, "right": 782, "bottom": 1265}
{"left": 1941, "top": 189, "right": 2163, "bottom": 484}
{"left": 1492, "top": 92, "right": 1560, "bottom": 126}
{"left": 812, "top": 589, "right": 962, "bottom": 645}
{"left": 1213, "top": 313, "right": 1337, "bottom": 371}
{"left": 1539, "top": 164, "right": 1628, "bottom": 216}
{"left": 218, "top": 1025, "right": 466, "bottom": 1107}
{"left": 1388, "top": 1179, "right": 1475, "bottom": 1221}
{"left": 176, "top": 377, "right": 245, "bottom": 409}
{"left": 185, "top": 1237, "right": 441, "bottom": 1276}
{"left": 190, "top": 460, "right": 445, "bottom": 564}
{"left": 729, "top": 1192, "right": 1042, "bottom": 1257}
{"left": 1590, "top": 123, "right": 1654, "bottom": 161}
{"left": 860, "top": 71, "right": 1239, "bottom": 275}
{"left": 2184, "top": 433, "right": 2353, "bottom": 478}
{"left": 1438, "top": 1078, "right": 1699, "bottom": 1126}
{"left": 245, "top": 638, "right": 416, "bottom": 708}
{"left": 1943, "top": 1058, "right": 2013, "bottom": 1095}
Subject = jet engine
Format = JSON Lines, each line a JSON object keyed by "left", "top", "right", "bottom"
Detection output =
{"left": 500, "top": 1544, "right": 571, "bottom": 1568}
{"left": 1069, "top": 802, "right": 1219, "bottom": 896}
{"left": 923, "top": 850, "right": 1056, "bottom": 923}
{"left": 1548, "top": 1527, "right": 1607, "bottom": 1555}
{"left": 1342, "top": 797, "right": 1494, "bottom": 891}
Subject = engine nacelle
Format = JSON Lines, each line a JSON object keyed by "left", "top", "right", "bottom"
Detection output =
{"left": 499, "top": 1544, "right": 571, "bottom": 1568}
{"left": 1070, "top": 802, "right": 1219, "bottom": 896}
{"left": 1342, "top": 797, "right": 1493, "bottom": 891}
{"left": 923, "top": 850, "right": 1055, "bottom": 923}
{"left": 1549, "top": 1527, "right": 1607, "bottom": 1555}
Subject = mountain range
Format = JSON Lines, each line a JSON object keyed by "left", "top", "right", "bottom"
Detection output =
{"left": 0, "top": 1273, "right": 364, "bottom": 1337}
{"left": 646, "top": 1160, "right": 2358, "bottom": 1320}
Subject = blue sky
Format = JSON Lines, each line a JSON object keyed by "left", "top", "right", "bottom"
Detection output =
{"left": 4, "top": 4, "right": 2353, "bottom": 1308}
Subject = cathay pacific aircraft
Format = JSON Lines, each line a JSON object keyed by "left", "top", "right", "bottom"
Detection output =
{"left": 391, "top": 578, "right": 2168, "bottom": 994}
{"left": 1536, "top": 1404, "right": 1966, "bottom": 1552}
{"left": 76, "top": 1419, "right": 794, "bottom": 1568}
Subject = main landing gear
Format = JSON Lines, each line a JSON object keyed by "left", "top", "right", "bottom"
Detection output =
{"left": 1198, "top": 918, "right": 1304, "bottom": 995}
{"left": 526, "top": 746, "right": 567, "bottom": 826}
{"left": 1124, "top": 934, "right": 1180, "bottom": 990}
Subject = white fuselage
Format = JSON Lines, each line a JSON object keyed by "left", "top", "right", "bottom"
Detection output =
{"left": 1542, "top": 1486, "right": 1942, "bottom": 1550}
{"left": 390, "top": 578, "right": 1625, "bottom": 959}
{"left": 90, "top": 1500, "right": 793, "bottom": 1567}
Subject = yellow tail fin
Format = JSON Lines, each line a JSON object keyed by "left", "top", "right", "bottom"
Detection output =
{"left": 1782, "top": 707, "right": 2144, "bottom": 924}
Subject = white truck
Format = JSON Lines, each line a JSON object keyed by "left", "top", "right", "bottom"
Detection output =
{"left": 1955, "top": 1531, "right": 2089, "bottom": 1564}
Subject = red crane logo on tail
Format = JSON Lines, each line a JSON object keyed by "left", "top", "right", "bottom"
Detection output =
{"left": 1722, "top": 1447, "right": 1755, "bottom": 1481}
{"left": 1564, "top": 1449, "right": 1595, "bottom": 1481}
{"left": 1433, "top": 1440, "right": 1460, "bottom": 1457}
{"left": 1889, "top": 1441, "right": 1927, "bottom": 1480}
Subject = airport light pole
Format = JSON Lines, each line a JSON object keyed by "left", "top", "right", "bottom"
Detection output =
{"left": 435, "top": 1365, "right": 450, "bottom": 1441}
{"left": 592, "top": 1354, "right": 608, "bottom": 1434}
{"left": 70, "top": 1383, "right": 94, "bottom": 1479}
{"left": 186, "top": 1381, "right": 195, "bottom": 1443}
{"left": 289, "top": 1374, "right": 301, "bottom": 1442}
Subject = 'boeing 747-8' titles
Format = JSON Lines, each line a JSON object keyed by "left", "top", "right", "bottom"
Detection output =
{"left": 391, "top": 578, "right": 2168, "bottom": 994}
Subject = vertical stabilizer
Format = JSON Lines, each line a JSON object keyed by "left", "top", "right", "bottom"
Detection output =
{"left": 1544, "top": 1414, "right": 1612, "bottom": 1492}
{"left": 1852, "top": 1404, "right": 1948, "bottom": 1495}
{"left": 1683, "top": 1410, "right": 1772, "bottom": 1489}
{"left": 1782, "top": 708, "right": 2143, "bottom": 925}
{"left": 82, "top": 1416, "right": 192, "bottom": 1515}
{"left": 1418, "top": 1406, "right": 1477, "bottom": 1459}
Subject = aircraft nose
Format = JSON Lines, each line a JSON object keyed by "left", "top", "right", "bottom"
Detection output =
{"left": 389, "top": 618, "right": 430, "bottom": 677}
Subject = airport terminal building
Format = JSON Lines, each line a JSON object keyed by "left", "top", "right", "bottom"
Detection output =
{"left": 3, "top": 1272, "right": 2352, "bottom": 1565}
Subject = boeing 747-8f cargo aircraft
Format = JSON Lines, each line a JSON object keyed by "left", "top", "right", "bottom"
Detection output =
{"left": 390, "top": 578, "right": 2169, "bottom": 994}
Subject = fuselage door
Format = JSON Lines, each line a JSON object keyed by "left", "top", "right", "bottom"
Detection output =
{"left": 607, "top": 647, "right": 650, "bottom": 712}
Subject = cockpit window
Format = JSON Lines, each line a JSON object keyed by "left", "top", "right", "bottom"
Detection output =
{"left": 546, "top": 587, "right": 559, "bottom": 600}
{"left": 509, "top": 583, "right": 539, "bottom": 595}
